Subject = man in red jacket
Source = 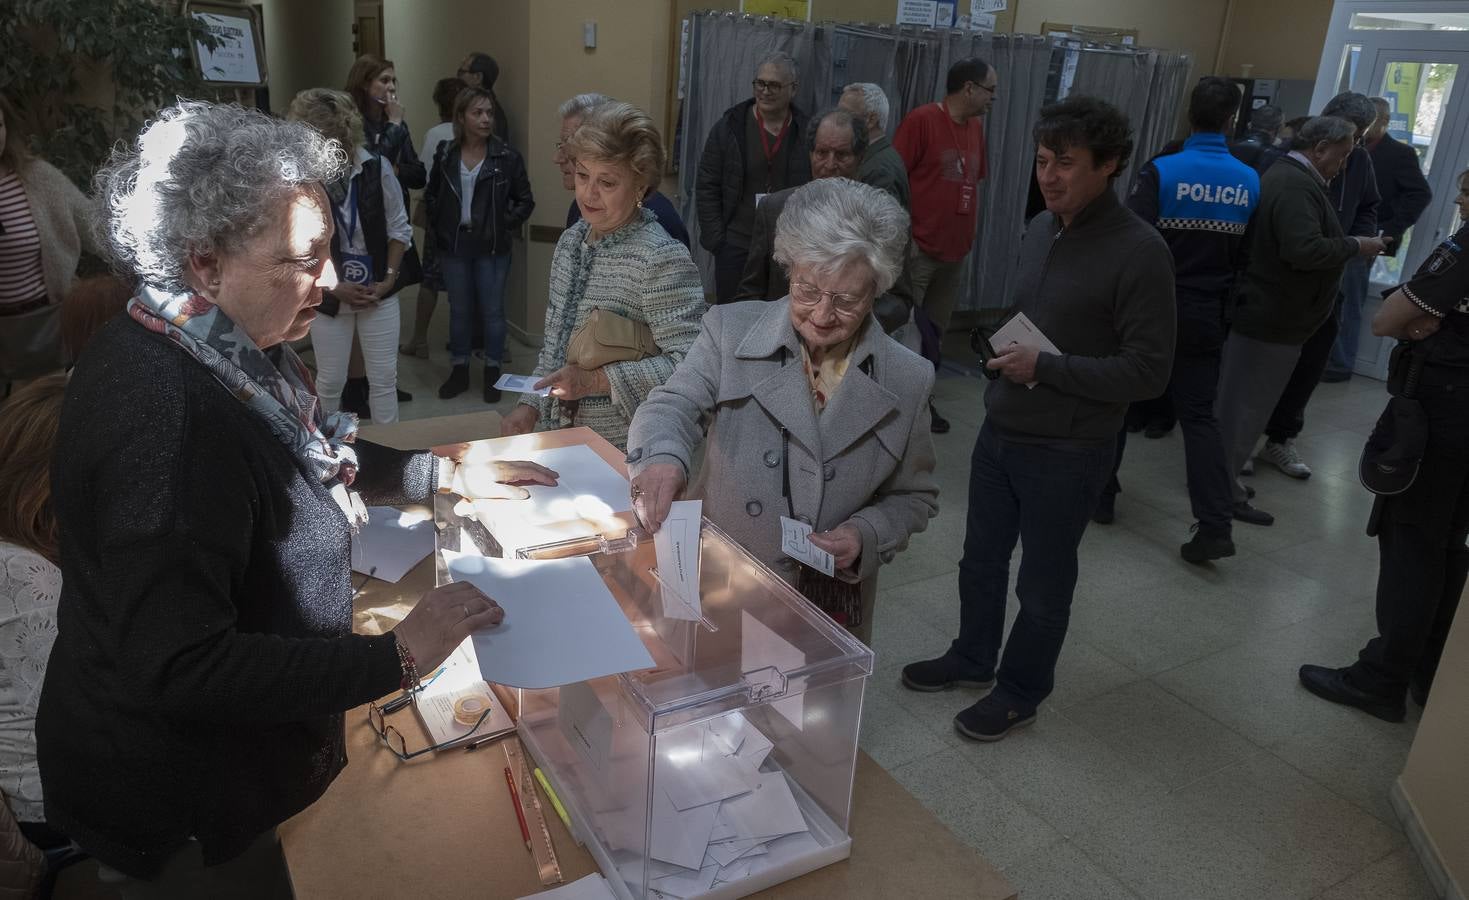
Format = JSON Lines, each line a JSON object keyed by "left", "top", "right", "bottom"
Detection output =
{"left": 894, "top": 57, "right": 995, "bottom": 433}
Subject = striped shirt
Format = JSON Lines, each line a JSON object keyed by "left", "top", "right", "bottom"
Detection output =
{"left": 0, "top": 171, "right": 47, "bottom": 313}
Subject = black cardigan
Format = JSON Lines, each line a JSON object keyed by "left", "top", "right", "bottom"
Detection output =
{"left": 37, "top": 316, "right": 431, "bottom": 877}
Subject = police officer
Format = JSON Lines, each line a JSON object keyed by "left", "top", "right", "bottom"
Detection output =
{"left": 1096, "top": 76, "right": 1259, "bottom": 564}
{"left": 1299, "top": 167, "right": 1469, "bottom": 721}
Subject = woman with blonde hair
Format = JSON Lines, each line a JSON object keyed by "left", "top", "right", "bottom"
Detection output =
{"left": 0, "top": 374, "right": 67, "bottom": 878}
{"left": 289, "top": 88, "right": 413, "bottom": 423}
{"left": 500, "top": 101, "right": 704, "bottom": 449}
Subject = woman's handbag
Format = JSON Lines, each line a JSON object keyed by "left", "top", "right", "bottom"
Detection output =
{"left": 565, "top": 308, "right": 658, "bottom": 369}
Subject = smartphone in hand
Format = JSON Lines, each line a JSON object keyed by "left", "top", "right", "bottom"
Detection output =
{"left": 970, "top": 329, "right": 1001, "bottom": 381}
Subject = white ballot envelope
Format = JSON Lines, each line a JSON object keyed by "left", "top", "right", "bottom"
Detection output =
{"left": 779, "top": 516, "right": 834, "bottom": 577}
{"left": 494, "top": 372, "right": 552, "bottom": 396}
{"left": 990, "top": 311, "right": 1061, "bottom": 389}
{"left": 654, "top": 500, "right": 702, "bottom": 618}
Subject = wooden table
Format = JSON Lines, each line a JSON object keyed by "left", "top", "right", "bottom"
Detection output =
{"left": 279, "top": 418, "right": 1014, "bottom": 900}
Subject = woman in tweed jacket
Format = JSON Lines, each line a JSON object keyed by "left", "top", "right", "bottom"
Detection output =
{"left": 501, "top": 102, "right": 705, "bottom": 450}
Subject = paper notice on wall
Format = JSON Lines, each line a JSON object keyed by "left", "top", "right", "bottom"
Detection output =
{"left": 970, "top": 11, "right": 996, "bottom": 30}
{"left": 936, "top": 2, "right": 956, "bottom": 26}
{"left": 896, "top": 0, "right": 938, "bottom": 26}
{"left": 972, "top": 0, "right": 1006, "bottom": 12}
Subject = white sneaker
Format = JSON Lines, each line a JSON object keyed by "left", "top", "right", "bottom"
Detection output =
{"left": 1261, "top": 440, "right": 1311, "bottom": 479}
{"left": 1239, "top": 458, "right": 1254, "bottom": 477}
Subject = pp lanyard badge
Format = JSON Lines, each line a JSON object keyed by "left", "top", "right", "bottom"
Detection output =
{"left": 333, "top": 179, "right": 374, "bottom": 286}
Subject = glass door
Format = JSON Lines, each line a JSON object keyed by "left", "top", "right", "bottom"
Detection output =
{"left": 1360, "top": 50, "right": 1469, "bottom": 284}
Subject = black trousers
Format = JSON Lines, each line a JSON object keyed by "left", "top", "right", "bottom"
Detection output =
{"left": 1350, "top": 384, "right": 1469, "bottom": 697}
{"left": 1106, "top": 306, "right": 1234, "bottom": 534}
{"left": 1265, "top": 300, "right": 1340, "bottom": 443}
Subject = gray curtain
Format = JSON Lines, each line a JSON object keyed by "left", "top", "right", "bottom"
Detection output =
{"left": 677, "top": 12, "right": 1195, "bottom": 310}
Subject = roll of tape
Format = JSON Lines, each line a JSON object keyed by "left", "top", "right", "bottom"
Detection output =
{"left": 453, "top": 694, "right": 490, "bottom": 727}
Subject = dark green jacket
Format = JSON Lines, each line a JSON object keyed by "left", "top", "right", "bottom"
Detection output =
{"left": 858, "top": 135, "right": 910, "bottom": 211}
{"left": 1231, "top": 155, "right": 1358, "bottom": 345}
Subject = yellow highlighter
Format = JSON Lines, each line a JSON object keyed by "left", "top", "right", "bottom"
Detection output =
{"left": 533, "top": 767, "right": 573, "bottom": 834}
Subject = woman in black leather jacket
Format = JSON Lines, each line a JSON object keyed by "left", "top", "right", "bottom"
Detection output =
{"left": 424, "top": 88, "right": 535, "bottom": 403}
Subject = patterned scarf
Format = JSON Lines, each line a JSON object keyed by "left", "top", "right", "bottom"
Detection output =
{"left": 127, "top": 286, "right": 369, "bottom": 529}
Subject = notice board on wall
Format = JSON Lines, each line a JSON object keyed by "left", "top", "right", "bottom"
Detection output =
{"left": 188, "top": 2, "right": 268, "bottom": 88}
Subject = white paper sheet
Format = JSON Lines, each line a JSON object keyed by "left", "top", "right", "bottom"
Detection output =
{"left": 442, "top": 551, "right": 655, "bottom": 689}
{"left": 654, "top": 500, "right": 702, "bottom": 619}
{"left": 778, "top": 516, "right": 834, "bottom": 576}
{"left": 494, "top": 373, "right": 552, "bottom": 396}
{"left": 350, "top": 506, "right": 435, "bottom": 583}
{"left": 649, "top": 859, "right": 720, "bottom": 898}
{"left": 990, "top": 311, "right": 1062, "bottom": 389}
{"left": 559, "top": 681, "right": 614, "bottom": 773}
{"left": 656, "top": 727, "right": 758, "bottom": 811}
{"left": 716, "top": 772, "right": 808, "bottom": 843}
{"left": 649, "top": 782, "right": 720, "bottom": 870}
{"left": 515, "top": 873, "right": 617, "bottom": 900}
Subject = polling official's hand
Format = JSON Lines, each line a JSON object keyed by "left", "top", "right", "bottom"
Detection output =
{"left": 393, "top": 581, "right": 503, "bottom": 674}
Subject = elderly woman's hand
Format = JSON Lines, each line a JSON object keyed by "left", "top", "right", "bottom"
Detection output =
{"left": 500, "top": 405, "right": 540, "bottom": 437}
{"left": 536, "top": 365, "right": 611, "bottom": 402}
{"left": 631, "top": 462, "right": 686, "bottom": 533}
{"left": 393, "top": 581, "right": 504, "bottom": 674}
{"left": 808, "top": 524, "right": 862, "bottom": 572}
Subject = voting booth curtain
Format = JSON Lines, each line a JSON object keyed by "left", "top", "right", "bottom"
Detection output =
{"left": 676, "top": 11, "right": 1192, "bottom": 313}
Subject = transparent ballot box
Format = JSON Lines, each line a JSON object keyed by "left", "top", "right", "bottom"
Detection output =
{"left": 435, "top": 494, "right": 875, "bottom": 899}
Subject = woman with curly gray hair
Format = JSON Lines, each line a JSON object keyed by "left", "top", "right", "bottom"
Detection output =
{"left": 626, "top": 178, "right": 939, "bottom": 644}
{"left": 34, "top": 102, "right": 552, "bottom": 895}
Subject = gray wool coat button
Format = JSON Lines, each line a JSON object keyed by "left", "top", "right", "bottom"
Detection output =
{"left": 823, "top": 463, "right": 836, "bottom": 481}
{"left": 763, "top": 450, "right": 781, "bottom": 468}
{"left": 746, "top": 500, "right": 763, "bottom": 517}
{"left": 625, "top": 448, "right": 644, "bottom": 464}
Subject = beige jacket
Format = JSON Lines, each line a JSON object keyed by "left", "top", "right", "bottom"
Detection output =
{"left": 627, "top": 299, "right": 939, "bottom": 633}
{"left": 16, "top": 159, "right": 97, "bottom": 304}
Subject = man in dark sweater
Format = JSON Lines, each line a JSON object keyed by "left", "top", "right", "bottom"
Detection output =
{"left": 1216, "top": 115, "right": 1385, "bottom": 523}
{"left": 695, "top": 51, "right": 812, "bottom": 304}
{"left": 1253, "top": 93, "right": 1380, "bottom": 482}
{"left": 734, "top": 108, "right": 866, "bottom": 301}
{"left": 1327, "top": 96, "right": 1432, "bottom": 379}
{"left": 900, "top": 97, "right": 1176, "bottom": 742}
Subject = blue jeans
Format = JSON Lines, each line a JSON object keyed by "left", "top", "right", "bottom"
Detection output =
{"left": 442, "top": 251, "right": 511, "bottom": 365}
{"left": 953, "top": 422, "right": 1114, "bottom": 711}
{"left": 1328, "top": 256, "right": 1372, "bottom": 377}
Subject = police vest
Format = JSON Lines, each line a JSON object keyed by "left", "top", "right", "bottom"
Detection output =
{"left": 1153, "top": 134, "right": 1259, "bottom": 235}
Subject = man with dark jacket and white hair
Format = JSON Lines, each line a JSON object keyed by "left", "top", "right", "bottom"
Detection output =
{"left": 901, "top": 97, "right": 1176, "bottom": 742}
{"left": 696, "top": 51, "right": 812, "bottom": 304}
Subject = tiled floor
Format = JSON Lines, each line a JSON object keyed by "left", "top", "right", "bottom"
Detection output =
{"left": 382, "top": 311, "right": 1436, "bottom": 900}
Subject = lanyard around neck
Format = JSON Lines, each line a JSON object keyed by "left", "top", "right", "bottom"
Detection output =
{"left": 755, "top": 108, "right": 792, "bottom": 169}
{"left": 332, "top": 177, "right": 359, "bottom": 243}
{"left": 940, "top": 99, "right": 971, "bottom": 176}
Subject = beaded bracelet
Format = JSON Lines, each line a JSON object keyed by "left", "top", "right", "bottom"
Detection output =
{"left": 394, "top": 633, "right": 421, "bottom": 692}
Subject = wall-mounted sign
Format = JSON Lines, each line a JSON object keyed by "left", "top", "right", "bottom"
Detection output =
{"left": 188, "top": 3, "right": 267, "bottom": 87}
{"left": 897, "top": 0, "right": 938, "bottom": 27}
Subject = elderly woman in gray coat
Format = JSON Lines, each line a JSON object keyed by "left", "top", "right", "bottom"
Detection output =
{"left": 627, "top": 178, "right": 938, "bottom": 644}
